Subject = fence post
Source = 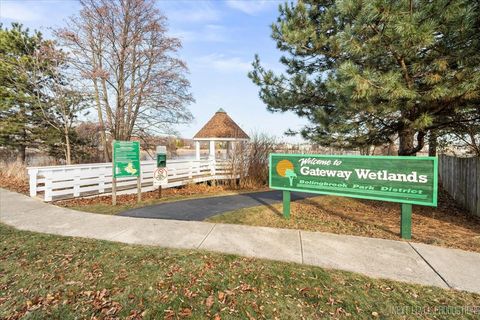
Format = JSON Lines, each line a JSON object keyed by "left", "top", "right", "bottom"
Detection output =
{"left": 99, "top": 170, "right": 105, "bottom": 193}
{"left": 28, "top": 168, "right": 38, "bottom": 197}
{"left": 210, "top": 159, "right": 216, "bottom": 176}
{"left": 44, "top": 171, "right": 53, "bottom": 201}
{"left": 73, "top": 169, "right": 81, "bottom": 197}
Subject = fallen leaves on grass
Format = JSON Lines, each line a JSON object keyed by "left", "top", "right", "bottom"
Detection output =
{"left": 1, "top": 222, "right": 479, "bottom": 319}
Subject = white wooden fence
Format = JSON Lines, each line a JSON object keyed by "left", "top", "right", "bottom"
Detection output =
{"left": 27, "top": 159, "right": 232, "bottom": 202}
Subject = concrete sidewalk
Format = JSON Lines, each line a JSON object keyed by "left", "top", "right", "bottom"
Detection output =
{"left": 1, "top": 188, "right": 479, "bottom": 294}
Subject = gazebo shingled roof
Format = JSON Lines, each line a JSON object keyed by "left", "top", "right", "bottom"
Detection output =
{"left": 193, "top": 109, "right": 249, "bottom": 140}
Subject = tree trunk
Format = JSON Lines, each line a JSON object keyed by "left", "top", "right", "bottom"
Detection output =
{"left": 428, "top": 131, "right": 437, "bottom": 157}
{"left": 398, "top": 128, "right": 426, "bottom": 156}
{"left": 99, "top": 125, "right": 110, "bottom": 162}
{"left": 16, "top": 145, "right": 26, "bottom": 163}
{"left": 17, "top": 116, "right": 27, "bottom": 163}
{"left": 398, "top": 129, "right": 416, "bottom": 156}
{"left": 92, "top": 82, "right": 110, "bottom": 162}
{"left": 386, "top": 141, "right": 394, "bottom": 155}
{"left": 64, "top": 130, "right": 72, "bottom": 165}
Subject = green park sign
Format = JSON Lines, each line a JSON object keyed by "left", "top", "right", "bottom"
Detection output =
{"left": 270, "top": 154, "right": 437, "bottom": 206}
{"left": 113, "top": 140, "right": 140, "bottom": 178}
{"left": 112, "top": 140, "right": 141, "bottom": 205}
{"left": 269, "top": 154, "right": 438, "bottom": 239}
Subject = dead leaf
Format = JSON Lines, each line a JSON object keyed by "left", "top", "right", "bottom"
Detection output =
{"left": 164, "top": 308, "right": 175, "bottom": 320}
{"left": 298, "top": 287, "right": 310, "bottom": 294}
{"left": 245, "top": 310, "right": 256, "bottom": 320}
{"left": 206, "top": 295, "right": 215, "bottom": 309}
{"left": 179, "top": 308, "right": 192, "bottom": 317}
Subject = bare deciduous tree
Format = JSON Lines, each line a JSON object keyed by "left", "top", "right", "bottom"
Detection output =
{"left": 56, "top": 0, "right": 194, "bottom": 161}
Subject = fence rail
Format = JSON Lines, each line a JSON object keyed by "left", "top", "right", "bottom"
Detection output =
{"left": 27, "top": 159, "right": 233, "bottom": 202}
{"left": 439, "top": 155, "right": 479, "bottom": 217}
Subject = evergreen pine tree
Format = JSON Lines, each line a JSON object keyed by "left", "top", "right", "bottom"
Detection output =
{"left": 0, "top": 24, "right": 52, "bottom": 162}
{"left": 249, "top": 0, "right": 480, "bottom": 155}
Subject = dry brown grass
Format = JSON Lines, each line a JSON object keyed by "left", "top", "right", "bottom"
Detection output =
{"left": 208, "top": 190, "right": 480, "bottom": 253}
{"left": 227, "top": 132, "right": 276, "bottom": 189}
{"left": 0, "top": 161, "right": 29, "bottom": 194}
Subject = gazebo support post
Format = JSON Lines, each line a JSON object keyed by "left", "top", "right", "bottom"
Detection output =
{"left": 209, "top": 140, "right": 215, "bottom": 160}
{"left": 195, "top": 141, "right": 200, "bottom": 160}
{"left": 226, "top": 141, "right": 232, "bottom": 158}
{"left": 230, "top": 141, "right": 237, "bottom": 158}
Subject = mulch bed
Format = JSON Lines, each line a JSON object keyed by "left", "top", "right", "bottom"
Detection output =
{"left": 53, "top": 184, "right": 231, "bottom": 207}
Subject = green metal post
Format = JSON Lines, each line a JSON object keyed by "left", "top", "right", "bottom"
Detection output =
{"left": 283, "top": 190, "right": 291, "bottom": 219}
{"left": 400, "top": 203, "right": 412, "bottom": 239}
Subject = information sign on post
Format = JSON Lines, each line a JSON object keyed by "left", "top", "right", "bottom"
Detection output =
{"left": 112, "top": 140, "right": 141, "bottom": 205}
{"left": 153, "top": 146, "right": 167, "bottom": 197}
{"left": 269, "top": 154, "right": 438, "bottom": 239}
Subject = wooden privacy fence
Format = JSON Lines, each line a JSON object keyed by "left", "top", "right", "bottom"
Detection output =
{"left": 439, "top": 155, "right": 480, "bottom": 217}
{"left": 27, "top": 159, "right": 232, "bottom": 202}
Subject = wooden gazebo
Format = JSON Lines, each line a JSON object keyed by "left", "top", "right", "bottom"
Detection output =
{"left": 193, "top": 108, "right": 249, "bottom": 160}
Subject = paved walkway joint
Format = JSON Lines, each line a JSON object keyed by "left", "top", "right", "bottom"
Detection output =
{"left": 408, "top": 242, "right": 452, "bottom": 289}
{"left": 1, "top": 188, "right": 479, "bottom": 294}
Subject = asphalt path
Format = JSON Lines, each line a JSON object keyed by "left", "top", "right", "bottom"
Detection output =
{"left": 118, "top": 190, "right": 316, "bottom": 221}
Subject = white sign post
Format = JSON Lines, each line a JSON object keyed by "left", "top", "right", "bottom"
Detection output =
{"left": 154, "top": 146, "right": 167, "bottom": 197}
{"left": 153, "top": 167, "right": 168, "bottom": 187}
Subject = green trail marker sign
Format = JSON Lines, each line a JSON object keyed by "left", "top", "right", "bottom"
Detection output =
{"left": 112, "top": 140, "right": 141, "bottom": 205}
{"left": 269, "top": 154, "right": 438, "bottom": 239}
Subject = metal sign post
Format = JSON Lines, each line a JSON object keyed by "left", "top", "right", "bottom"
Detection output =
{"left": 401, "top": 203, "right": 412, "bottom": 239}
{"left": 283, "top": 190, "right": 291, "bottom": 219}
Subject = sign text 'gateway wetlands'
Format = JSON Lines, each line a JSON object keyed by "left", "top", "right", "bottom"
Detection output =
{"left": 269, "top": 154, "right": 438, "bottom": 206}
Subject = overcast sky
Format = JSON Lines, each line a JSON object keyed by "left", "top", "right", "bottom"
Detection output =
{"left": 0, "top": 0, "right": 309, "bottom": 142}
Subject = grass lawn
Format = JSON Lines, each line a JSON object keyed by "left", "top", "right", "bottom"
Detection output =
{"left": 55, "top": 184, "right": 265, "bottom": 215}
{"left": 1, "top": 224, "right": 479, "bottom": 319}
{"left": 207, "top": 192, "right": 480, "bottom": 254}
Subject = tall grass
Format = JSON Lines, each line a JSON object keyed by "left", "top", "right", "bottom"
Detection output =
{"left": 0, "top": 161, "right": 29, "bottom": 193}
{"left": 228, "top": 132, "right": 277, "bottom": 189}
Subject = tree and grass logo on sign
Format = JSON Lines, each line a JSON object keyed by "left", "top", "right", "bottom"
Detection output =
{"left": 276, "top": 159, "right": 297, "bottom": 186}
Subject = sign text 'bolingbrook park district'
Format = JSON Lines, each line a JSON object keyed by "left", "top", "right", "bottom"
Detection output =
{"left": 269, "top": 154, "right": 438, "bottom": 206}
